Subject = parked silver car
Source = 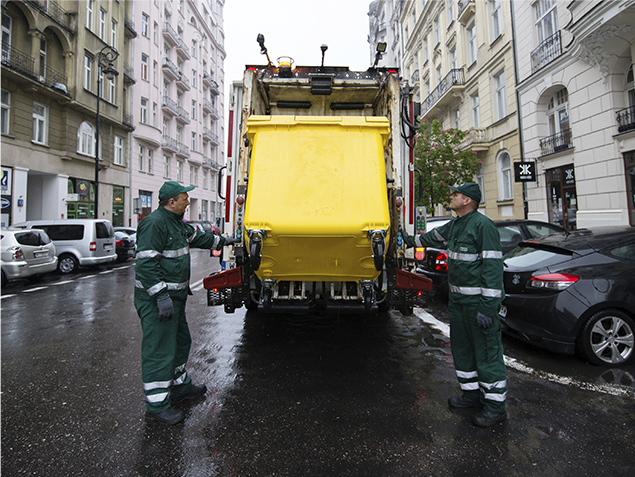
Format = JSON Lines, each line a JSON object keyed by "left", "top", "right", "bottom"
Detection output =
{"left": 1, "top": 228, "right": 58, "bottom": 287}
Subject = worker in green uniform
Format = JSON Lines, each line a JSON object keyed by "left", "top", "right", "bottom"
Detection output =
{"left": 402, "top": 183, "right": 507, "bottom": 427}
{"left": 134, "top": 181, "right": 237, "bottom": 425}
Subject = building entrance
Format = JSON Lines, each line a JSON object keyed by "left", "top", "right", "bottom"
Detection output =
{"left": 546, "top": 164, "right": 577, "bottom": 230}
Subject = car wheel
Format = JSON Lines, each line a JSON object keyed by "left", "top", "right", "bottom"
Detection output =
{"left": 58, "top": 254, "right": 79, "bottom": 274}
{"left": 578, "top": 309, "right": 635, "bottom": 367}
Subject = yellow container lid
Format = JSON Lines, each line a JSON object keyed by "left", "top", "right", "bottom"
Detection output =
{"left": 245, "top": 116, "right": 391, "bottom": 282}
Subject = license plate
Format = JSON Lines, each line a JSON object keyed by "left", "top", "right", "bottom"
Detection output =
{"left": 34, "top": 251, "right": 48, "bottom": 258}
{"left": 499, "top": 305, "right": 507, "bottom": 318}
{"left": 104, "top": 244, "right": 112, "bottom": 251}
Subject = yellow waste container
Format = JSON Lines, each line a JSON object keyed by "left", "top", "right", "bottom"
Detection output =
{"left": 244, "top": 116, "right": 391, "bottom": 282}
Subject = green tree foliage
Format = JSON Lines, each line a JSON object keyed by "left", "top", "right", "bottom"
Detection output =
{"left": 414, "top": 119, "right": 481, "bottom": 215}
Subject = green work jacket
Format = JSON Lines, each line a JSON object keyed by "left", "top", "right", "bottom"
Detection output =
{"left": 406, "top": 210, "right": 504, "bottom": 318}
{"left": 134, "top": 206, "right": 225, "bottom": 301}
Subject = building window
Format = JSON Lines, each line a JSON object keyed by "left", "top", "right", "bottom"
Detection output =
{"left": 203, "top": 170, "right": 208, "bottom": 189}
{"left": 535, "top": 0, "right": 558, "bottom": 44}
{"left": 450, "top": 47, "right": 457, "bottom": 71}
{"left": 453, "top": 108, "right": 460, "bottom": 129}
{"left": 191, "top": 100, "right": 196, "bottom": 120}
{"left": 191, "top": 69, "right": 196, "bottom": 88}
{"left": 148, "top": 149, "right": 153, "bottom": 174}
{"left": 471, "top": 92, "right": 480, "bottom": 127}
{"left": 422, "top": 37, "right": 428, "bottom": 63}
{"left": 494, "top": 70, "right": 507, "bottom": 120}
{"left": 32, "top": 102, "right": 48, "bottom": 145}
{"left": 84, "top": 55, "right": 92, "bottom": 90}
{"left": 447, "top": 0, "right": 454, "bottom": 25}
{"left": 141, "top": 54, "right": 148, "bottom": 80}
{"left": 467, "top": 22, "right": 477, "bottom": 65}
{"left": 141, "top": 13, "right": 149, "bottom": 38}
{"left": 547, "top": 88, "right": 570, "bottom": 138}
{"left": 99, "top": 9, "right": 106, "bottom": 40}
{"left": 77, "top": 121, "right": 95, "bottom": 156}
{"left": 163, "top": 155, "right": 170, "bottom": 178}
{"left": 177, "top": 161, "right": 183, "bottom": 182}
{"left": 191, "top": 40, "right": 197, "bottom": 57}
{"left": 1, "top": 89, "right": 10, "bottom": 135}
{"left": 38, "top": 38, "right": 47, "bottom": 82}
{"left": 109, "top": 78, "right": 115, "bottom": 103}
{"left": 490, "top": 0, "right": 503, "bottom": 40}
{"left": 436, "top": 65, "right": 442, "bottom": 86}
{"left": 497, "top": 151, "right": 513, "bottom": 200}
{"left": 152, "top": 102, "right": 157, "bottom": 126}
{"left": 111, "top": 19, "right": 117, "bottom": 46}
{"left": 153, "top": 60, "right": 157, "bottom": 86}
{"left": 140, "top": 98, "right": 148, "bottom": 124}
{"left": 86, "top": 0, "right": 94, "bottom": 30}
{"left": 433, "top": 16, "right": 440, "bottom": 46}
{"left": 139, "top": 145, "right": 145, "bottom": 171}
{"left": 2, "top": 14, "right": 12, "bottom": 63}
{"left": 476, "top": 164, "right": 485, "bottom": 203}
{"left": 114, "top": 136, "right": 124, "bottom": 165}
{"left": 153, "top": 21, "right": 158, "bottom": 44}
{"left": 191, "top": 131, "right": 196, "bottom": 151}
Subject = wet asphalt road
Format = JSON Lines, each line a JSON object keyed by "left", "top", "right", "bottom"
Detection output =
{"left": 2, "top": 249, "right": 635, "bottom": 476}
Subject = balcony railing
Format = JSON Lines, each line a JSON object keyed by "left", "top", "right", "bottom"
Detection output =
{"left": 2, "top": 43, "right": 68, "bottom": 92}
{"left": 125, "top": 15, "right": 137, "bottom": 38}
{"left": 162, "top": 56, "right": 179, "bottom": 81}
{"left": 202, "top": 98, "right": 212, "bottom": 113}
{"left": 420, "top": 68, "right": 465, "bottom": 115}
{"left": 25, "top": 0, "right": 74, "bottom": 33}
{"left": 531, "top": 31, "right": 562, "bottom": 74}
{"left": 616, "top": 105, "right": 635, "bottom": 133}
{"left": 123, "top": 113, "right": 135, "bottom": 130}
{"left": 176, "top": 142, "right": 190, "bottom": 157}
{"left": 176, "top": 73, "right": 190, "bottom": 90}
{"left": 203, "top": 73, "right": 213, "bottom": 88}
{"left": 203, "top": 157, "right": 220, "bottom": 171}
{"left": 162, "top": 135, "right": 178, "bottom": 152}
{"left": 539, "top": 129, "right": 573, "bottom": 156}
{"left": 123, "top": 62, "right": 135, "bottom": 84}
{"left": 176, "top": 106, "right": 190, "bottom": 123}
{"left": 175, "top": 37, "right": 191, "bottom": 60}
{"left": 162, "top": 22, "right": 179, "bottom": 47}
{"left": 162, "top": 96, "right": 179, "bottom": 116}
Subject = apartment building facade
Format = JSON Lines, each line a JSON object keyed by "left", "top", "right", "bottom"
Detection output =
{"left": 513, "top": 0, "right": 635, "bottom": 229}
{"left": 130, "top": 0, "right": 225, "bottom": 227}
{"left": 2, "top": 0, "right": 134, "bottom": 227}
{"left": 396, "top": 0, "right": 523, "bottom": 219}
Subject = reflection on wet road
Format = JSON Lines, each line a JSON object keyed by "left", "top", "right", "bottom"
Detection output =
{"left": 2, "top": 251, "right": 634, "bottom": 476}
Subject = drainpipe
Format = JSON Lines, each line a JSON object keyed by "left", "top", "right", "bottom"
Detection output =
{"left": 510, "top": 0, "right": 528, "bottom": 219}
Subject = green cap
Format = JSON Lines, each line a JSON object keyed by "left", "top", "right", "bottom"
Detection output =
{"left": 449, "top": 182, "right": 482, "bottom": 203}
{"left": 159, "top": 181, "right": 195, "bottom": 201}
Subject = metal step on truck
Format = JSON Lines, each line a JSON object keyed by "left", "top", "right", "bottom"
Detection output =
{"left": 205, "top": 36, "right": 431, "bottom": 315}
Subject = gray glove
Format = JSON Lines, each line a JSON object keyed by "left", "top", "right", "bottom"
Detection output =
{"left": 476, "top": 312, "right": 493, "bottom": 329}
{"left": 399, "top": 227, "right": 412, "bottom": 248}
{"left": 156, "top": 296, "right": 174, "bottom": 322}
{"left": 223, "top": 235, "right": 239, "bottom": 246}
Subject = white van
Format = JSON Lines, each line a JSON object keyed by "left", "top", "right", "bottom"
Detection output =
{"left": 10, "top": 219, "right": 117, "bottom": 273}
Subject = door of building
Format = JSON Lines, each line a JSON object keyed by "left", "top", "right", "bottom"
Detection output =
{"left": 625, "top": 151, "right": 635, "bottom": 226}
{"left": 546, "top": 164, "right": 577, "bottom": 230}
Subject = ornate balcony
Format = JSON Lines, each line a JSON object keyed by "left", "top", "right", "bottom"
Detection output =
{"left": 162, "top": 22, "right": 178, "bottom": 47}
{"left": 420, "top": 68, "right": 465, "bottom": 116}
{"left": 25, "top": 0, "right": 75, "bottom": 33}
{"left": 540, "top": 129, "right": 573, "bottom": 156}
{"left": 162, "top": 96, "right": 179, "bottom": 117}
{"left": 162, "top": 135, "right": 179, "bottom": 153}
{"left": 616, "top": 105, "right": 635, "bottom": 133}
{"left": 531, "top": 31, "right": 562, "bottom": 74}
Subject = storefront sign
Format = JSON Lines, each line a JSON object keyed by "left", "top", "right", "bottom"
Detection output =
{"left": 1, "top": 167, "right": 12, "bottom": 194}
{"left": 514, "top": 162, "right": 536, "bottom": 182}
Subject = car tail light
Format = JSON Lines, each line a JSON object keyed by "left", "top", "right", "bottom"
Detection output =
{"left": 115, "top": 240, "right": 124, "bottom": 246}
{"left": 415, "top": 247, "right": 425, "bottom": 261}
{"left": 90, "top": 242, "right": 96, "bottom": 251}
{"left": 527, "top": 273, "right": 580, "bottom": 291}
{"left": 434, "top": 251, "right": 448, "bottom": 272}
{"left": 9, "top": 246, "right": 24, "bottom": 261}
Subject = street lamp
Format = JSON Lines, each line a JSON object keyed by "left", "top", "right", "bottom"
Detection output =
{"left": 94, "top": 46, "right": 119, "bottom": 218}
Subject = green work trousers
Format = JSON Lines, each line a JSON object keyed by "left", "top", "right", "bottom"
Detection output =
{"left": 448, "top": 300, "right": 507, "bottom": 414}
{"left": 135, "top": 297, "right": 193, "bottom": 413}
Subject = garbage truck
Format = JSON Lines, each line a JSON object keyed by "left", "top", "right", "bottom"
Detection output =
{"left": 204, "top": 38, "right": 431, "bottom": 314}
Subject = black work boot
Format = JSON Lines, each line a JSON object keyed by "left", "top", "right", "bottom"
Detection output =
{"left": 472, "top": 410, "right": 507, "bottom": 427}
{"left": 171, "top": 384, "right": 207, "bottom": 404}
{"left": 145, "top": 407, "right": 185, "bottom": 425}
{"left": 448, "top": 395, "right": 484, "bottom": 409}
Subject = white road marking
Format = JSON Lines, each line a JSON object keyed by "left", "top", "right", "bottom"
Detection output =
{"left": 99, "top": 270, "right": 114, "bottom": 274}
{"left": 1, "top": 294, "right": 17, "bottom": 299}
{"left": 79, "top": 275, "right": 97, "bottom": 279}
{"left": 190, "top": 277, "right": 205, "bottom": 291}
{"left": 52, "top": 280, "right": 74, "bottom": 285}
{"left": 414, "top": 308, "right": 635, "bottom": 399}
{"left": 22, "top": 287, "right": 48, "bottom": 293}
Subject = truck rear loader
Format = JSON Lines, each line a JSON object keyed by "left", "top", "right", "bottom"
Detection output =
{"left": 205, "top": 43, "right": 431, "bottom": 315}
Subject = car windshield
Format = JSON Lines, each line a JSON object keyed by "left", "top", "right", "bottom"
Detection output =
{"left": 426, "top": 219, "right": 451, "bottom": 232}
{"left": 503, "top": 245, "right": 573, "bottom": 269}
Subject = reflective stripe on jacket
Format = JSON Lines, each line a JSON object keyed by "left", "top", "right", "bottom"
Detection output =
{"left": 134, "top": 206, "right": 224, "bottom": 301}
{"left": 408, "top": 210, "right": 504, "bottom": 317}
